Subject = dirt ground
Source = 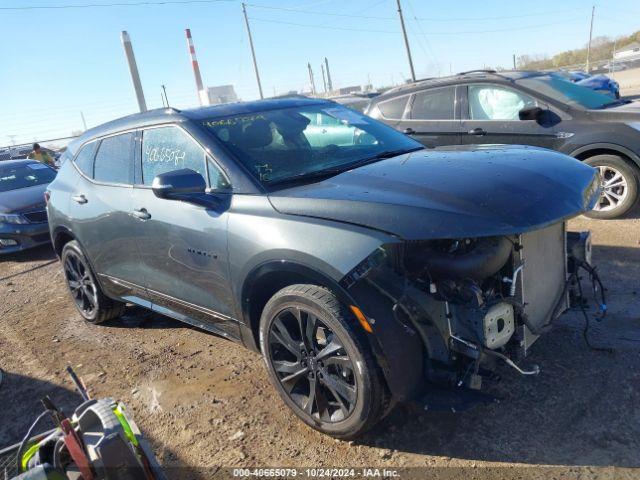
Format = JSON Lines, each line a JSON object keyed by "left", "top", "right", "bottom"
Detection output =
{"left": 1, "top": 208, "right": 640, "bottom": 479}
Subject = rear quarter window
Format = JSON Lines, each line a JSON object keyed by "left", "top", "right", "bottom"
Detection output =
{"left": 377, "top": 96, "right": 409, "bottom": 119}
{"left": 73, "top": 141, "right": 98, "bottom": 178}
{"left": 93, "top": 133, "right": 135, "bottom": 184}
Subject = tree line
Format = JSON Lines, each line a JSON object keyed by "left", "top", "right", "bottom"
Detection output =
{"left": 515, "top": 30, "right": 640, "bottom": 70}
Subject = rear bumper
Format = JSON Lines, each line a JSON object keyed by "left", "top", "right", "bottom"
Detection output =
{"left": 0, "top": 222, "right": 51, "bottom": 254}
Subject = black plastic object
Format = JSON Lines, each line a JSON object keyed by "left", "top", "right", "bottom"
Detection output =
{"left": 152, "top": 168, "right": 224, "bottom": 208}
{"left": 151, "top": 168, "right": 206, "bottom": 199}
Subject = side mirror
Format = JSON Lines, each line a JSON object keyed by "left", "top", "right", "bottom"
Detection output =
{"left": 518, "top": 106, "right": 546, "bottom": 122}
{"left": 152, "top": 168, "right": 206, "bottom": 200}
{"left": 152, "top": 168, "right": 226, "bottom": 208}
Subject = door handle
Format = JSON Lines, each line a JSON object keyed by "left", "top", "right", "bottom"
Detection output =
{"left": 72, "top": 194, "right": 87, "bottom": 204}
{"left": 468, "top": 127, "right": 487, "bottom": 136}
{"left": 132, "top": 208, "right": 151, "bottom": 220}
{"left": 404, "top": 127, "right": 416, "bottom": 135}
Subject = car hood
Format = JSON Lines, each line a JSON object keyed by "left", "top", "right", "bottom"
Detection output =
{"left": 268, "top": 145, "right": 598, "bottom": 240}
{"left": 0, "top": 183, "right": 48, "bottom": 214}
{"left": 590, "top": 100, "right": 640, "bottom": 120}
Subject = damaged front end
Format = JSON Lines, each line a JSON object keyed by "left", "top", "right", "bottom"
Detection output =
{"left": 342, "top": 222, "right": 597, "bottom": 398}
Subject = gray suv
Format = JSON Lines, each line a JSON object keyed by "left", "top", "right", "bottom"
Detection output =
{"left": 47, "top": 98, "right": 600, "bottom": 438}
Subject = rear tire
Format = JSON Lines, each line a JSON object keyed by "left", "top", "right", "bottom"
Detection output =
{"left": 61, "top": 240, "right": 125, "bottom": 324}
{"left": 259, "top": 284, "right": 389, "bottom": 439}
{"left": 583, "top": 154, "right": 638, "bottom": 219}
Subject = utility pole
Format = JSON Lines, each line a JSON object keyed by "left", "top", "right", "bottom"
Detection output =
{"left": 242, "top": 3, "right": 264, "bottom": 99}
{"left": 120, "top": 31, "right": 147, "bottom": 112}
{"left": 324, "top": 57, "right": 333, "bottom": 91}
{"left": 320, "top": 63, "right": 327, "bottom": 93}
{"left": 307, "top": 63, "right": 317, "bottom": 95}
{"left": 395, "top": 0, "right": 416, "bottom": 82}
{"left": 80, "top": 111, "right": 87, "bottom": 131}
{"left": 586, "top": 5, "right": 595, "bottom": 72}
{"left": 512, "top": 54, "right": 517, "bottom": 70}
{"left": 162, "top": 85, "right": 170, "bottom": 107}
{"left": 185, "top": 29, "right": 206, "bottom": 105}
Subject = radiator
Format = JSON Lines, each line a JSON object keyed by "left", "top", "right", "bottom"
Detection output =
{"left": 517, "top": 222, "right": 569, "bottom": 351}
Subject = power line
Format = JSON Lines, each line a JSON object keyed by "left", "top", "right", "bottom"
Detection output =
{"left": 0, "top": 0, "right": 233, "bottom": 11}
{"left": 248, "top": 17, "right": 399, "bottom": 34}
{"left": 245, "top": 3, "right": 580, "bottom": 22}
{"left": 248, "top": 16, "right": 585, "bottom": 36}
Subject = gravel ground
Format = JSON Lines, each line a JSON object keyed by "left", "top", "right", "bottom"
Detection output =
{"left": 1, "top": 209, "right": 639, "bottom": 479}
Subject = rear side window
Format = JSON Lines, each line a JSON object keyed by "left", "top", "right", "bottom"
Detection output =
{"left": 409, "top": 87, "right": 455, "bottom": 120}
{"left": 141, "top": 126, "right": 206, "bottom": 186}
{"left": 73, "top": 141, "right": 98, "bottom": 178}
{"left": 93, "top": 133, "right": 135, "bottom": 184}
{"left": 377, "top": 96, "right": 409, "bottom": 119}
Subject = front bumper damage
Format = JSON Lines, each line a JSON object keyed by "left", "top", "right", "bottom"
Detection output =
{"left": 342, "top": 222, "right": 597, "bottom": 401}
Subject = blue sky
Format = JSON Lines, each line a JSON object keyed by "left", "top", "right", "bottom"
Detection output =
{"left": 1, "top": 0, "right": 638, "bottom": 146}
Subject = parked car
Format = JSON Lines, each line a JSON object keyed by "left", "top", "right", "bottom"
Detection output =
{"left": 576, "top": 74, "right": 620, "bottom": 99}
{"left": 46, "top": 98, "right": 599, "bottom": 438}
{"left": 0, "top": 159, "right": 56, "bottom": 254}
{"left": 329, "top": 92, "right": 381, "bottom": 113}
{"left": 366, "top": 70, "right": 640, "bottom": 219}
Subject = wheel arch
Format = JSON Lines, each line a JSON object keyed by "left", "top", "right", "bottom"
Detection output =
{"left": 52, "top": 226, "right": 76, "bottom": 258}
{"left": 240, "top": 260, "right": 356, "bottom": 353}
{"left": 570, "top": 143, "right": 640, "bottom": 172}
{"left": 240, "top": 259, "right": 426, "bottom": 401}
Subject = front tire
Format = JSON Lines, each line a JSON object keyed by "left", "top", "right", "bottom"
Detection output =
{"left": 584, "top": 154, "right": 638, "bottom": 219}
{"left": 61, "top": 240, "right": 125, "bottom": 324}
{"left": 259, "top": 284, "right": 388, "bottom": 439}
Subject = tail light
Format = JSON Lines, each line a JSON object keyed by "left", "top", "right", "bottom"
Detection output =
{"left": 44, "top": 190, "right": 51, "bottom": 204}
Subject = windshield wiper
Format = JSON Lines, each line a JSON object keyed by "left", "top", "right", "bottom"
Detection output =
{"left": 366, "top": 146, "right": 425, "bottom": 161}
{"left": 267, "top": 167, "right": 346, "bottom": 188}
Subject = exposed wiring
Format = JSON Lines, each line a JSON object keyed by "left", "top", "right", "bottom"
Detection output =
{"left": 575, "top": 266, "right": 613, "bottom": 354}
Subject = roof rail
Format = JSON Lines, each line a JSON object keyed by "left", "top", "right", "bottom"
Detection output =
{"left": 457, "top": 69, "right": 497, "bottom": 75}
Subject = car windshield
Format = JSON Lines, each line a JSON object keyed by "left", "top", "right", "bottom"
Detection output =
{"left": 0, "top": 163, "right": 56, "bottom": 192}
{"left": 517, "top": 75, "right": 617, "bottom": 109}
{"left": 202, "top": 103, "right": 423, "bottom": 187}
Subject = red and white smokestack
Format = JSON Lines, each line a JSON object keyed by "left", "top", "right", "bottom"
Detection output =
{"left": 185, "top": 28, "right": 205, "bottom": 104}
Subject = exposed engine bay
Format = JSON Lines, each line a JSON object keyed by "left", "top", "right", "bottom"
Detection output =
{"left": 343, "top": 222, "right": 603, "bottom": 395}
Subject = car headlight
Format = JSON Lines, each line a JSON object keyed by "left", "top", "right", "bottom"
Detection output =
{"left": 583, "top": 172, "right": 601, "bottom": 209}
{"left": 0, "top": 213, "right": 29, "bottom": 224}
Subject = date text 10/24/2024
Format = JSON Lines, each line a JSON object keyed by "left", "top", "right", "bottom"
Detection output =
{"left": 232, "top": 468, "right": 400, "bottom": 478}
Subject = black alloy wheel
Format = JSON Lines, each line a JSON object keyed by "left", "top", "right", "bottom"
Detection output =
{"left": 268, "top": 305, "right": 357, "bottom": 422}
{"left": 64, "top": 249, "right": 98, "bottom": 318}
{"left": 61, "top": 240, "right": 125, "bottom": 323}
{"left": 259, "top": 284, "right": 389, "bottom": 439}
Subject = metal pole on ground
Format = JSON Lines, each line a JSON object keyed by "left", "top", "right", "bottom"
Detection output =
{"left": 120, "top": 31, "right": 147, "bottom": 112}
{"left": 396, "top": 0, "right": 416, "bottom": 82}
{"left": 307, "top": 63, "right": 317, "bottom": 95}
{"left": 324, "top": 57, "right": 333, "bottom": 91}
{"left": 242, "top": 3, "right": 264, "bottom": 99}
{"left": 321, "top": 64, "right": 327, "bottom": 93}
{"left": 586, "top": 5, "right": 595, "bottom": 72}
